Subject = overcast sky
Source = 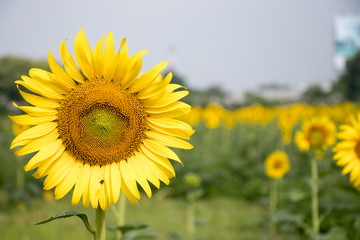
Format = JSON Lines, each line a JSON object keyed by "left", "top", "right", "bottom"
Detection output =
{"left": 1, "top": 0, "right": 359, "bottom": 94}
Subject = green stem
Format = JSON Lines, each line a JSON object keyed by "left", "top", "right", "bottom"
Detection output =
{"left": 16, "top": 156, "right": 24, "bottom": 190}
{"left": 95, "top": 208, "right": 106, "bottom": 240}
{"left": 186, "top": 202, "right": 195, "bottom": 237}
{"left": 116, "top": 191, "right": 127, "bottom": 240}
{"left": 269, "top": 179, "right": 278, "bottom": 235}
{"left": 311, "top": 157, "right": 319, "bottom": 238}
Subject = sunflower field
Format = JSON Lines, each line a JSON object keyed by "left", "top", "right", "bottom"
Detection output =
{"left": 2, "top": 95, "right": 360, "bottom": 239}
{"left": 1, "top": 29, "right": 360, "bottom": 239}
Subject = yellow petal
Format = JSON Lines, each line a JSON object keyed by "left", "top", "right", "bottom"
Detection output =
{"left": 55, "top": 161, "right": 82, "bottom": 200}
{"left": 152, "top": 160, "right": 175, "bottom": 179}
{"left": 142, "top": 140, "right": 182, "bottom": 163}
{"left": 113, "top": 44, "right": 129, "bottom": 83}
{"left": 120, "top": 184, "right": 138, "bottom": 205}
{"left": 119, "top": 161, "right": 140, "bottom": 199}
{"left": 11, "top": 122, "right": 58, "bottom": 149}
{"left": 60, "top": 40, "right": 84, "bottom": 83}
{"left": 91, "top": 34, "right": 106, "bottom": 79}
{"left": 143, "top": 91, "right": 188, "bottom": 108}
{"left": 349, "top": 162, "right": 360, "bottom": 183}
{"left": 31, "top": 144, "right": 65, "bottom": 177}
{"left": 83, "top": 182, "right": 91, "bottom": 209}
{"left": 127, "top": 157, "right": 152, "bottom": 198}
{"left": 122, "top": 50, "right": 149, "bottom": 88}
{"left": 136, "top": 153, "right": 170, "bottom": 185}
{"left": 74, "top": 29, "right": 93, "bottom": 79}
{"left": 140, "top": 147, "right": 176, "bottom": 174}
{"left": 148, "top": 122, "right": 193, "bottom": 140}
{"left": 137, "top": 72, "right": 172, "bottom": 99}
{"left": 72, "top": 163, "right": 91, "bottom": 206}
{"left": 16, "top": 76, "right": 64, "bottom": 100}
{"left": 148, "top": 117, "right": 193, "bottom": 131}
{"left": 29, "top": 68, "right": 68, "bottom": 94}
{"left": 24, "top": 139, "right": 63, "bottom": 171}
{"left": 90, "top": 165, "right": 101, "bottom": 209}
{"left": 131, "top": 155, "right": 160, "bottom": 188}
{"left": 104, "top": 165, "right": 113, "bottom": 205}
{"left": 43, "top": 152, "right": 74, "bottom": 190}
{"left": 334, "top": 141, "right": 356, "bottom": 150}
{"left": 48, "top": 50, "right": 76, "bottom": 90}
{"left": 110, "top": 163, "right": 121, "bottom": 204}
{"left": 146, "top": 131, "right": 193, "bottom": 150}
{"left": 9, "top": 114, "right": 57, "bottom": 126}
{"left": 342, "top": 161, "right": 356, "bottom": 175}
{"left": 13, "top": 102, "right": 57, "bottom": 117}
{"left": 98, "top": 166, "right": 108, "bottom": 211}
{"left": 147, "top": 102, "right": 191, "bottom": 118}
{"left": 15, "top": 129, "right": 59, "bottom": 156}
{"left": 103, "top": 32, "right": 115, "bottom": 81}
{"left": 18, "top": 87, "right": 60, "bottom": 109}
{"left": 128, "top": 61, "right": 168, "bottom": 93}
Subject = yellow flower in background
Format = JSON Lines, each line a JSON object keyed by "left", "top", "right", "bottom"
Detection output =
{"left": 203, "top": 103, "right": 224, "bottom": 129}
{"left": 223, "top": 110, "right": 237, "bottom": 129}
{"left": 333, "top": 114, "right": 360, "bottom": 187}
{"left": 12, "top": 123, "right": 30, "bottom": 136}
{"left": 265, "top": 151, "right": 290, "bottom": 179}
{"left": 276, "top": 106, "right": 300, "bottom": 144}
{"left": 9, "top": 29, "right": 194, "bottom": 210}
{"left": 295, "top": 117, "right": 336, "bottom": 151}
{"left": 184, "top": 173, "right": 202, "bottom": 188}
{"left": 183, "top": 106, "right": 202, "bottom": 127}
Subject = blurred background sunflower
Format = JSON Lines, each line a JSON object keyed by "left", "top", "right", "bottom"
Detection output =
{"left": 265, "top": 151, "right": 290, "bottom": 179}
{"left": 295, "top": 117, "right": 336, "bottom": 151}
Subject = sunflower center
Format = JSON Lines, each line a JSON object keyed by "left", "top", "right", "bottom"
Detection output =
{"left": 57, "top": 80, "right": 147, "bottom": 166}
{"left": 309, "top": 128, "right": 325, "bottom": 147}
{"left": 355, "top": 141, "right": 360, "bottom": 160}
{"left": 81, "top": 106, "right": 130, "bottom": 147}
{"left": 272, "top": 160, "right": 283, "bottom": 170}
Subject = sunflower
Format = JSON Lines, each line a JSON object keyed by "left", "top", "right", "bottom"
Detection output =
{"left": 9, "top": 29, "right": 194, "bottom": 211}
{"left": 295, "top": 117, "right": 336, "bottom": 151}
{"left": 203, "top": 103, "right": 224, "bottom": 129}
{"left": 265, "top": 151, "right": 290, "bottom": 179}
{"left": 182, "top": 106, "right": 202, "bottom": 127}
{"left": 12, "top": 123, "right": 30, "bottom": 136}
{"left": 223, "top": 110, "right": 237, "bottom": 129}
{"left": 333, "top": 114, "right": 360, "bottom": 187}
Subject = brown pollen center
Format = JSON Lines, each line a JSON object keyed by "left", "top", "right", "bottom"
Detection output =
{"left": 57, "top": 80, "right": 147, "bottom": 166}
{"left": 308, "top": 127, "right": 326, "bottom": 147}
{"left": 355, "top": 141, "right": 360, "bottom": 160}
{"left": 272, "top": 159, "right": 283, "bottom": 170}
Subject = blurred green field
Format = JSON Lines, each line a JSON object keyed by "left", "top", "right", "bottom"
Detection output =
{"left": 0, "top": 192, "right": 274, "bottom": 240}
{"left": 2, "top": 102, "right": 360, "bottom": 239}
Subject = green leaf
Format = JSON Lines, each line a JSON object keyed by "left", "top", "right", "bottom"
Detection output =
{"left": 108, "top": 222, "right": 147, "bottom": 234}
{"left": 271, "top": 210, "right": 304, "bottom": 225}
{"left": 35, "top": 210, "right": 95, "bottom": 235}
{"left": 320, "top": 227, "right": 347, "bottom": 240}
{"left": 123, "top": 227, "right": 157, "bottom": 240}
{"left": 107, "top": 222, "right": 157, "bottom": 240}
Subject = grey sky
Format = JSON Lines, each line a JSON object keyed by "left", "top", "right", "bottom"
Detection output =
{"left": 1, "top": 0, "right": 359, "bottom": 94}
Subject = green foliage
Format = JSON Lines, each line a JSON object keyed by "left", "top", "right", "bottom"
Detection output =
{"left": 36, "top": 210, "right": 95, "bottom": 236}
{"left": 332, "top": 51, "right": 360, "bottom": 101}
{"left": 301, "top": 85, "right": 330, "bottom": 104}
{"left": 108, "top": 222, "right": 157, "bottom": 240}
{"left": 167, "top": 120, "right": 360, "bottom": 239}
{"left": 0, "top": 56, "right": 49, "bottom": 101}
